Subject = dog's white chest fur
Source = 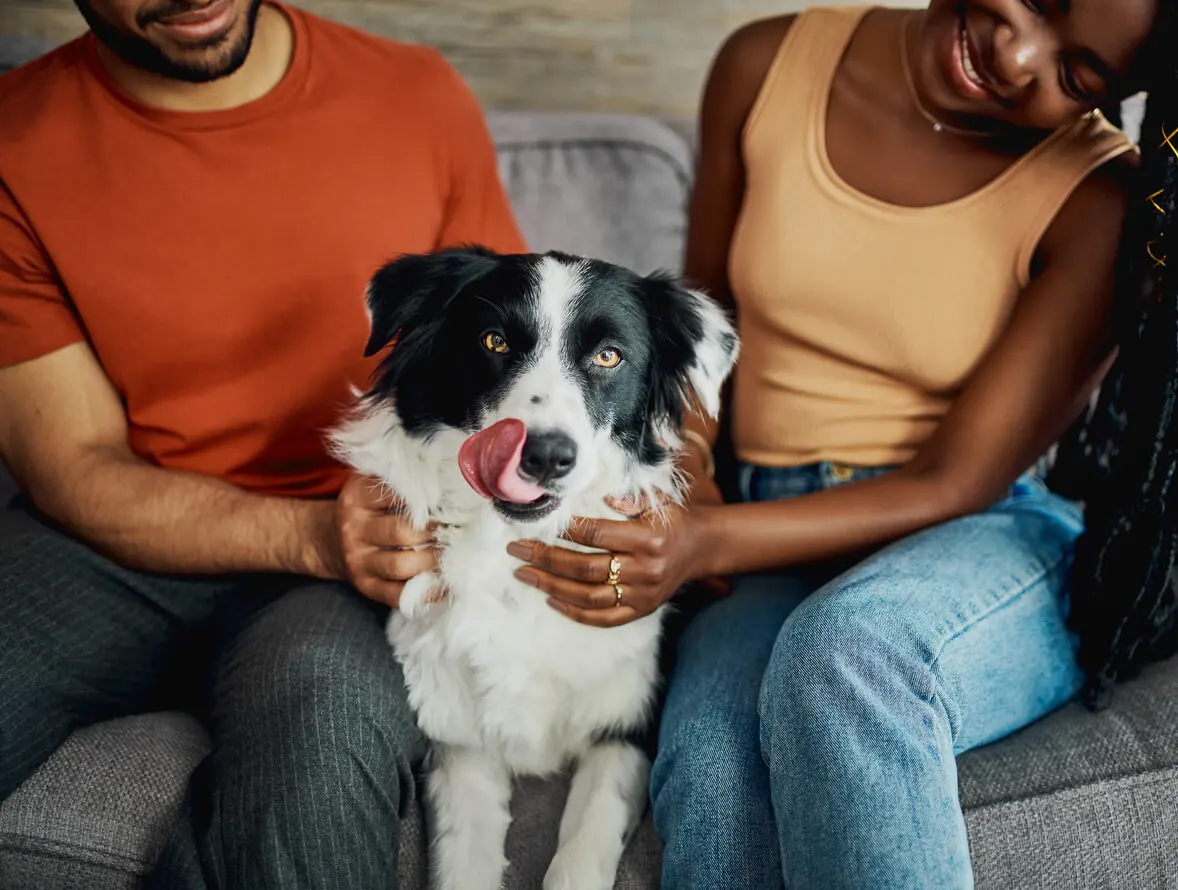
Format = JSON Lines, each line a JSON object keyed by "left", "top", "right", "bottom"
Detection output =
{"left": 392, "top": 509, "right": 663, "bottom": 777}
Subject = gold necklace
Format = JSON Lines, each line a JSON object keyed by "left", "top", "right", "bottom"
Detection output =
{"left": 900, "top": 12, "right": 994, "bottom": 139}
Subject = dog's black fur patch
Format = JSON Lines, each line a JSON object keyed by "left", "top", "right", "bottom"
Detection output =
{"left": 362, "top": 246, "right": 722, "bottom": 468}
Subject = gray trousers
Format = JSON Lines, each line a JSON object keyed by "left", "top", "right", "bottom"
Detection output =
{"left": 0, "top": 499, "right": 425, "bottom": 889}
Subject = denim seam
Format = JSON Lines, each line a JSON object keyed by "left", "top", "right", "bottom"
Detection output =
{"left": 922, "top": 549, "right": 1072, "bottom": 743}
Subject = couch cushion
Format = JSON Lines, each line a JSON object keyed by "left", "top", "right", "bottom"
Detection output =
{"left": 959, "top": 657, "right": 1178, "bottom": 888}
{"left": 0, "top": 713, "right": 207, "bottom": 890}
{"left": 503, "top": 775, "right": 661, "bottom": 889}
{"left": 488, "top": 111, "right": 693, "bottom": 276}
{"left": 0, "top": 713, "right": 433, "bottom": 890}
{"left": 0, "top": 36, "right": 62, "bottom": 74}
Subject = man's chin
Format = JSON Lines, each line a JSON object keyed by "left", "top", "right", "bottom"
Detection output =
{"left": 152, "top": 39, "right": 252, "bottom": 83}
{"left": 76, "top": 0, "right": 262, "bottom": 84}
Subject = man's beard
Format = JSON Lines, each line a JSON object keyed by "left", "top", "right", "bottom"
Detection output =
{"left": 74, "top": 0, "right": 264, "bottom": 84}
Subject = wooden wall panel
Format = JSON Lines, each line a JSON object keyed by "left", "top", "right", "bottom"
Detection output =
{"left": 0, "top": 0, "right": 915, "bottom": 118}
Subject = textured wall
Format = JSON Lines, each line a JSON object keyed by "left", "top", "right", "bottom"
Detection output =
{"left": 0, "top": 0, "right": 917, "bottom": 118}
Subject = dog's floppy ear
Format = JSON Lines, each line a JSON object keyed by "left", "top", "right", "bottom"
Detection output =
{"left": 640, "top": 273, "right": 740, "bottom": 433}
{"left": 363, "top": 245, "right": 500, "bottom": 357}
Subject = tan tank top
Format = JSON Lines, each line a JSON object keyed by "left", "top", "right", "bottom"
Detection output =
{"left": 728, "top": 5, "right": 1135, "bottom": 469}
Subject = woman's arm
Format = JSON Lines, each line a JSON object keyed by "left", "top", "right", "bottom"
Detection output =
{"left": 692, "top": 153, "right": 1131, "bottom": 577}
{"left": 677, "top": 16, "right": 796, "bottom": 483}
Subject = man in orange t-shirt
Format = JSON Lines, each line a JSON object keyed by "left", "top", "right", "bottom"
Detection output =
{"left": 0, "top": 0, "right": 526, "bottom": 885}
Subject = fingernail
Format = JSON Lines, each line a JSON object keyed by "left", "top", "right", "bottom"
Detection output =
{"left": 546, "top": 598, "right": 567, "bottom": 614}
{"left": 507, "top": 541, "right": 534, "bottom": 561}
{"left": 514, "top": 567, "right": 539, "bottom": 587}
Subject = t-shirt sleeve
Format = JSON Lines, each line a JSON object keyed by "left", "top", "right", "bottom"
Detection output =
{"left": 430, "top": 59, "right": 529, "bottom": 254}
{"left": 0, "top": 180, "right": 84, "bottom": 368}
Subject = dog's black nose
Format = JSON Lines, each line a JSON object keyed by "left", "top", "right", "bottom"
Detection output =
{"left": 519, "top": 432, "right": 577, "bottom": 484}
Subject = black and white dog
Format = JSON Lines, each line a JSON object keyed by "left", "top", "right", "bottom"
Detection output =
{"left": 331, "top": 246, "right": 738, "bottom": 890}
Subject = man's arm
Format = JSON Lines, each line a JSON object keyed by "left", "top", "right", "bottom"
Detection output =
{"left": 0, "top": 342, "right": 333, "bottom": 575}
{"left": 0, "top": 343, "right": 432, "bottom": 602}
{"left": 428, "top": 54, "right": 528, "bottom": 255}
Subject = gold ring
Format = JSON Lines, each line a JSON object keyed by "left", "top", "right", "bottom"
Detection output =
{"left": 614, "top": 583, "right": 624, "bottom": 607}
{"left": 607, "top": 555, "right": 622, "bottom": 586}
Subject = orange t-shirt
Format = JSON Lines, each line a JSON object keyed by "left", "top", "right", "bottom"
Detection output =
{"left": 0, "top": 3, "right": 526, "bottom": 497}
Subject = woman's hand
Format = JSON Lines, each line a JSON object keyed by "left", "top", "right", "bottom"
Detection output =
{"left": 507, "top": 497, "right": 718, "bottom": 627}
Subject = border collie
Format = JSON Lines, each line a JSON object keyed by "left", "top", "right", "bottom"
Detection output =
{"left": 331, "top": 246, "right": 738, "bottom": 890}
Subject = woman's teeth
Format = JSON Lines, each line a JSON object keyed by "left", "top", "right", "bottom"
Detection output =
{"left": 960, "top": 25, "right": 984, "bottom": 88}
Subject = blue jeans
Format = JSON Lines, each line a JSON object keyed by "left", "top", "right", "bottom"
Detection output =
{"left": 650, "top": 461, "right": 1086, "bottom": 889}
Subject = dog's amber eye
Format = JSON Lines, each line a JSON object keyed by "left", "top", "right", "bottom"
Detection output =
{"left": 483, "top": 332, "right": 509, "bottom": 354}
{"left": 594, "top": 348, "right": 622, "bottom": 368}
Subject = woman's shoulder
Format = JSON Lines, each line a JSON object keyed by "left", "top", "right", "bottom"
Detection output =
{"left": 719, "top": 14, "right": 799, "bottom": 62}
{"left": 704, "top": 7, "right": 866, "bottom": 136}
{"left": 709, "top": 5, "right": 872, "bottom": 86}
{"left": 709, "top": 15, "right": 796, "bottom": 95}
{"left": 699, "top": 15, "right": 798, "bottom": 137}
{"left": 1035, "top": 117, "right": 1139, "bottom": 267}
{"left": 1021, "top": 155, "right": 1135, "bottom": 306}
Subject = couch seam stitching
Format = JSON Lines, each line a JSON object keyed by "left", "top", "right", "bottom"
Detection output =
{"left": 964, "top": 763, "right": 1178, "bottom": 815}
{"left": 0, "top": 834, "right": 149, "bottom": 870}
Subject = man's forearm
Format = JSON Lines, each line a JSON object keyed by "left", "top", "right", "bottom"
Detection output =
{"left": 32, "top": 447, "right": 337, "bottom": 577}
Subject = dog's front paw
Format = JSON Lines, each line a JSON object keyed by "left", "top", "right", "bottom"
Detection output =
{"left": 542, "top": 845, "right": 613, "bottom": 890}
{"left": 398, "top": 572, "right": 445, "bottom": 621}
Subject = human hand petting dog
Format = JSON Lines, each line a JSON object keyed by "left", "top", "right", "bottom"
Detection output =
{"left": 508, "top": 481, "right": 724, "bottom": 628}
{"left": 318, "top": 473, "right": 439, "bottom": 608}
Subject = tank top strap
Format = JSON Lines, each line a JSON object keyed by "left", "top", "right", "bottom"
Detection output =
{"left": 989, "top": 112, "right": 1137, "bottom": 283}
{"left": 742, "top": 5, "right": 872, "bottom": 171}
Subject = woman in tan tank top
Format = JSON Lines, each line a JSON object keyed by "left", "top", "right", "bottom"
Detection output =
{"left": 508, "top": 1, "right": 1177, "bottom": 886}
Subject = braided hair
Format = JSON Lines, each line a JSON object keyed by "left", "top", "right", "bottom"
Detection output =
{"left": 1048, "top": 6, "right": 1178, "bottom": 709}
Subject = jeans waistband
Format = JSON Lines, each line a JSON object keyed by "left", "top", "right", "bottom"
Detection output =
{"left": 736, "top": 461, "right": 895, "bottom": 504}
{"left": 735, "top": 460, "right": 1057, "bottom": 511}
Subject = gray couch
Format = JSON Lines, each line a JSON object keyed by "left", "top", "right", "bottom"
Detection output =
{"left": 2, "top": 35, "right": 1177, "bottom": 890}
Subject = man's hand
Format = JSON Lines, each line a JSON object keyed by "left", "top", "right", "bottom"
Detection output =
{"left": 317, "top": 473, "right": 439, "bottom": 608}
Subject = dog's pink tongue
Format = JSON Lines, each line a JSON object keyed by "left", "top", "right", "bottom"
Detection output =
{"left": 458, "top": 419, "right": 548, "bottom": 504}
